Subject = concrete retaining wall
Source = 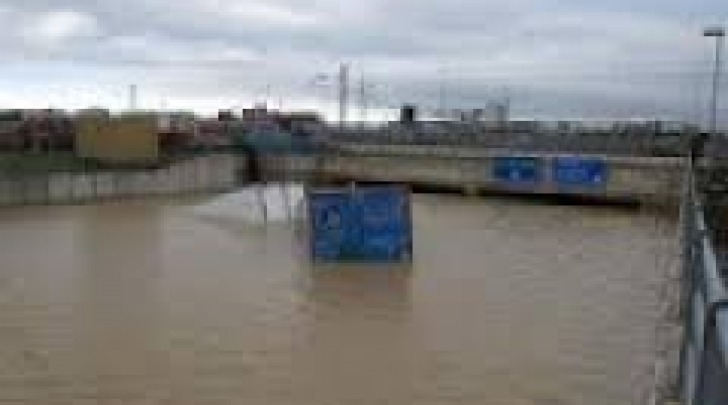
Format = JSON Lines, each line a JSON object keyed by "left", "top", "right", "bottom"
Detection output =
{"left": 0, "top": 155, "right": 238, "bottom": 206}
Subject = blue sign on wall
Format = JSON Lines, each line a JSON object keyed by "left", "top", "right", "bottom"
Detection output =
{"left": 554, "top": 157, "right": 607, "bottom": 187}
{"left": 308, "top": 186, "right": 413, "bottom": 263}
{"left": 493, "top": 157, "right": 540, "bottom": 184}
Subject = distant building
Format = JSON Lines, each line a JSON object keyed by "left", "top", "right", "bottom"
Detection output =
{"left": 556, "top": 121, "right": 572, "bottom": 134}
{"left": 241, "top": 105, "right": 323, "bottom": 135}
{"left": 509, "top": 120, "right": 539, "bottom": 133}
{"left": 400, "top": 105, "right": 417, "bottom": 124}
{"left": 75, "top": 113, "right": 159, "bottom": 165}
{"left": 233, "top": 105, "right": 324, "bottom": 153}
{"left": 193, "top": 118, "right": 231, "bottom": 148}
{"left": 484, "top": 102, "right": 510, "bottom": 132}
{"left": 158, "top": 112, "right": 196, "bottom": 151}
{"left": 242, "top": 108, "right": 258, "bottom": 122}
{"left": 0, "top": 109, "right": 73, "bottom": 152}
{"left": 218, "top": 110, "right": 236, "bottom": 122}
{"left": 0, "top": 110, "right": 24, "bottom": 150}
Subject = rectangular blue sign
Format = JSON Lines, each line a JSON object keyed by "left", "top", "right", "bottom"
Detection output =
{"left": 308, "top": 186, "right": 413, "bottom": 263}
{"left": 308, "top": 191, "right": 350, "bottom": 262}
{"left": 554, "top": 157, "right": 607, "bottom": 187}
{"left": 493, "top": 157, "right": 540, "bottom": 184}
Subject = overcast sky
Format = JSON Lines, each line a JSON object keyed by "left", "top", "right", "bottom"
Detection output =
{"left": 0, "top": 0, "right": 725, "bottom": 123}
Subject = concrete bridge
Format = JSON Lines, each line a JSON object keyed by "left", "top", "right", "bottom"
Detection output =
{"left": 258, "top": 144, "right": 686, "bottom": 204}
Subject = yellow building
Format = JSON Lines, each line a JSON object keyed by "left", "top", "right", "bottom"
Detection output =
{"left": 76, "top": 113, "right": 159, "bottom": 164}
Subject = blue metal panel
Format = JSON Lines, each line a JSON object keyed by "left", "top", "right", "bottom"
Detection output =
{"left": 554, "top": 157, "right": 607, "bottom": 187}
{"left": 352, "top": 187, "right": 412, "bottom": 261}
{"left": 493, "top": 157, "right": 540, "bottom": 184}
{"left": 309, "top": 191, "right": 350, "bottom": 262}
{"left": 308, "top": 186, "right": 412, "bottom": 263}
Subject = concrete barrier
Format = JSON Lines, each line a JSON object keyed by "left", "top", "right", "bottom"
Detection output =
{"left": 0, "top": 179, "right": 10, "bottom": 206}
{"left": 23, "top": 177, "right": 48, "bottom": 205}
{"left": 75, "top": 174, "right": 98, "bottom": 202}
{"left": 48, "top": 173, "right": 70, "bottom": 203}
{"left": 213, "top": 155, "right": 237, "bottom": 190}
{"left": 0, "top": 155, "right": 240, "bottom": 207}
{"left": 95, "top": 174, "right": 114, "bottom": 199}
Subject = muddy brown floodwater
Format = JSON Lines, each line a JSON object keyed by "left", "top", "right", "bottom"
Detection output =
{"left": 0, "top": 193, "right": 675, "bottom": 405}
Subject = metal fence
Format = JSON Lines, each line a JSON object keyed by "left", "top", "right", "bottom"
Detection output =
{"left": 678, "top": 161, "right": 728, "bottom": 404}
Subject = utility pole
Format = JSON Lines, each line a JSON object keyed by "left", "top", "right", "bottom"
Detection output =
{"left": 339, "top": 63, "right": 349, "bottom": 128}
{"left": 359, "top": 73, "right": 367, "bottom": 124}
{"left": 265, "top": 84, "right": 272, "bottom": 109}
{"left": 129, "top": 84, "right": 138, "bottom": 111}
{"left": 438, "top": 66, "right": 448, "bottom": 119}
{"left": 695, "top": 26, "right": 726, "bottom": 193}
{"left": 705, "top": 26, "right": 725, "bottom": 142}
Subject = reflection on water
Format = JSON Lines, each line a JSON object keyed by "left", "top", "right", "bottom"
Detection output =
{"left": 0, "top": 194, "right": 674, "bottom": 404}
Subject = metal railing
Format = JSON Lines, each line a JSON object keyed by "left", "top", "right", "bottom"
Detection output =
{"left": 678, "top": 160, "right": 728, "bottom": 404}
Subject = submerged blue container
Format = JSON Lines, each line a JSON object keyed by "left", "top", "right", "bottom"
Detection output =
{"left": 307, "top": 185, "right": 413, "bottom": 263}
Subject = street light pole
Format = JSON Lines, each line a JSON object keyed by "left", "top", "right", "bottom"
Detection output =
{"left": 705, "top": 26, "right": 725, "bottom": 141}
{"left": 695, "top": 26, "right": 727, "bottom": 195}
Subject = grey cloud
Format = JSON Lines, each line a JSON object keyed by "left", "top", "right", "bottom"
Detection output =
{"left": 0, "top": 0, "right": 725, "bottom": 123}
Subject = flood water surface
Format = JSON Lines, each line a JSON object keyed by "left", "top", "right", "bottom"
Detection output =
{"left": 0, "top": 192, "right": 673, "bottom": 404}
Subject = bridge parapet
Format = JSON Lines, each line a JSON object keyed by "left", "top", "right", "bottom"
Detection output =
{"left": 272, "top": 145, "right": 684, "bottom": 203}
{"left": 675, "top": 164, "right": 728, "bottom": 404}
